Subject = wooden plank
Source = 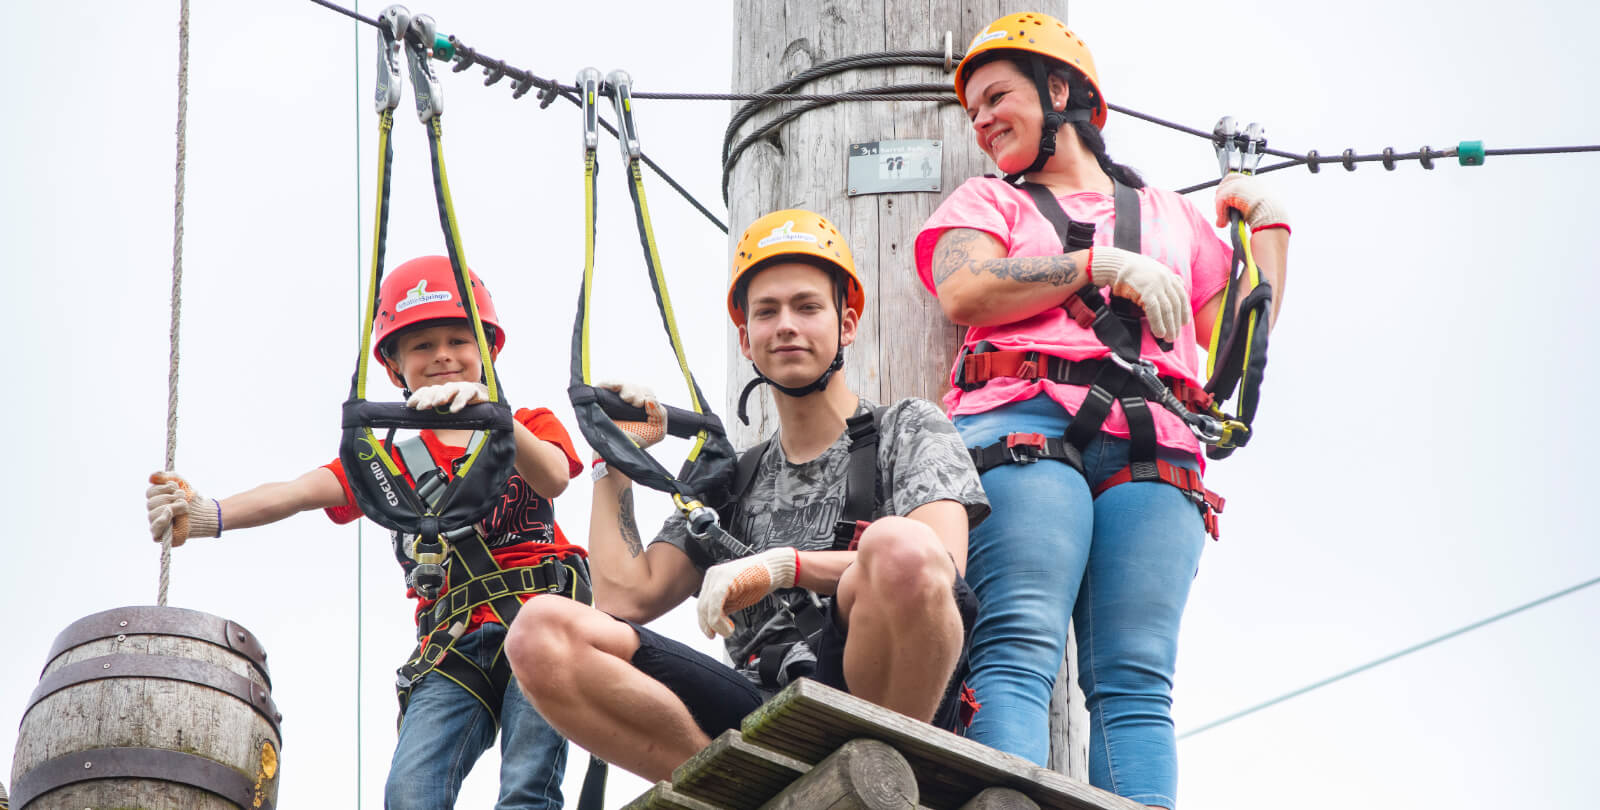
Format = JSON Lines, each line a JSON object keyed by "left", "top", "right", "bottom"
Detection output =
{"left": 762, "top": 738, "right": 918, "bottom": 809}
{"left": 621, "top": 781, "right": 729, "bottom": 810}
{"left": 669, "top": 730, "right": 811, "bottom": 810}
{"left": 741, "top": 680, "right": 1144, "bottom": 810}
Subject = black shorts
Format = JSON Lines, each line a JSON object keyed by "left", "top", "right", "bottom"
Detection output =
{"left": 620, "top": 573, "right": 978, "bottom": 738}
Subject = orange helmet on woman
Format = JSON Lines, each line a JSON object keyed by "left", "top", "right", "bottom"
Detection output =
{"left": 728, "top": 209, "right": 864, "bottom": 328}
{"left": 956, "top": 12, "right": 1106, "bottom": 179}
{"left": 372, "top": 255, "right": 505, "bottom": 364}
{"left": 955, "top": 12, "right": 1106, "bottom": 129}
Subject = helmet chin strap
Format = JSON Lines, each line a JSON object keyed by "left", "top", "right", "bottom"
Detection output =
{"left": 1003, "top": 57, "right": 1093, "bottom": 185}
{"left": 736, "top": 348, "right": 843, "bottom": 426}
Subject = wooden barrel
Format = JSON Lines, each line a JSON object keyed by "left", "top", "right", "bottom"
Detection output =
{"left": 10, "top": 606, "right": 282, "bottom": 810}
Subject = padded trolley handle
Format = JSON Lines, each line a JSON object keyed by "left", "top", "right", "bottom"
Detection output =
{"left": 580, "top": 386, "right": 723, "bottom": 440}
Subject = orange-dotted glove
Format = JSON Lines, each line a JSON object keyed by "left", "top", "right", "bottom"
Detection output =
{"left": 697, "top": 548, "right": 799, "bottom": 638}
{"left": 1088, "top": 246, "right": 1190, "bottom": 342}
{"left": 598, "top": 379, "right": 667, "bottom": 449}
{"left": 1214, "top": 172, "right": 1291, "bottom": 232}
{"left": 146, "top": 471, "right": 220, "bottom": 546}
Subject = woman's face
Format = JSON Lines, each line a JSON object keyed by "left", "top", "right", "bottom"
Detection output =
{"left": 962, "top": 59, "right": 1067, "bottom": 175}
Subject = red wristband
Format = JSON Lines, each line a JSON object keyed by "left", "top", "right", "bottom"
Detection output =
{"left": 792, "top": 548, "right": 801, "bottom": 587}
{"left": 1251, "top": 222, "right": 1291, "bottom": 236}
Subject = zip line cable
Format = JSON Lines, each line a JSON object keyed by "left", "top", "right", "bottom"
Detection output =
{"left": 158, "top": 0, "right": 191, "bottom": 607}
{"left": 1178, "top": 573, "right": 1600, "bottom": 741}
{"left": 305, "top": 0, "right": 1597, "bottom": 228}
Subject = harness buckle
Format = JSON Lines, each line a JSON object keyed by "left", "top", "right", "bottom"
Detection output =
{"left": 577, "top": 67, "right": 603, "bottom": 150}
{"left": 403, "top": 14, "right": 444, "bottom": 122}
{"left": 374, "top": 5, "right": 411, "bottom": 114}
{"left": 1004, "top": 432, "right": 1048, "bottom": 464}
{"left": 604, "top": 70, "right": 641, "bottom": 161}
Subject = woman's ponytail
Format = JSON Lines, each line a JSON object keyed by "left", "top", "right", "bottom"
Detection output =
{"left": 1057, "top": 68, "right": 1145, "bottom": 189}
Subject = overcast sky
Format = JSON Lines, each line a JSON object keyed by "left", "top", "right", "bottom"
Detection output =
{"left": 3, "top": 1, "right": 1596, "bottom": 808}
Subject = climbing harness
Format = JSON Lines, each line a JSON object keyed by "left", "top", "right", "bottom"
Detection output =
{"left": 566, "top": 68, "right": 743, "bottom": 562}
{"left": 1204, "top": 117, "right": 1275, "bottom": 460}
{"left": 388, "top": 434, "right": 593, "bottom": 727}
{"left": 338, "top": 7, "right": 516, "bottom": 540}
{"left": 961, "top": 178, "right": 1226, "bottom": 538}
{"left": 720, "top": 405, "right": 978, "bottom": 727}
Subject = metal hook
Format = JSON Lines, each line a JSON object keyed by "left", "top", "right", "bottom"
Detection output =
{"left": 1213, "top": 116, "right": 1240, "bottom": 178}
{"left": 1242, "top": 122, "right": 1267, "bottom": 174}
{"left": 403, "top": 14, "right": 444, "bottom": 122}
{"left": 606, "top": 69, "right": 642, "bottom": 162}
{"left": 578, "top": 68, "right": 602, "bottom": 151}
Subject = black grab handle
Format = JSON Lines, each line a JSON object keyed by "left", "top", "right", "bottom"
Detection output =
{"left": 586, "top": 386, "right": 723, "bottom": 440}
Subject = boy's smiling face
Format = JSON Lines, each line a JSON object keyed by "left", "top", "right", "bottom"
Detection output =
{"left": 383, "top": 321, "right": 491, "bottom": 392}
{"left": 738, "top": 261, "right": 857, "bottom": 389}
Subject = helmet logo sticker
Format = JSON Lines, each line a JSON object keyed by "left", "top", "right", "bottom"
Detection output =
{"left": 756, "top": 220, "right": 818, "bottom": 248}
{"left": 395, "top": 279, "right": 453, "bottom": 312}
{"left": 969, "top": 28, "right": 1007, "bottom": 50}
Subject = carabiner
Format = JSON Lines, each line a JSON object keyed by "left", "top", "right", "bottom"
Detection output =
{"left": 577, "top": 67, "right": 603, "bottom": 151}
{"left": 375, "top": 5, "right": 410, "bottom": 114}
{"left": 605, "top": 69, "right": 642, "bottom": 162}
{"left": 403, "top": 14, "right": 444, "bottom": 123}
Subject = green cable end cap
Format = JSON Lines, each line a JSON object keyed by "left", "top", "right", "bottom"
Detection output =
{"left": 432, "top": 34, "right": 455, "bottom": 62}
{"left": 1458, "top": 139, "right": 1486, "bottom": 166}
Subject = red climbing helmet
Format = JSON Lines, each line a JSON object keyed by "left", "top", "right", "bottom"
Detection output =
{"left": 372, "top": 255, "right": 505, "bottom": 364}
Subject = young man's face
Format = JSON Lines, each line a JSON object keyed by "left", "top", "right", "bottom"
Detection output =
{"left": 738, "top": 261, "right": 858, "bottom": 388}
{"left": 384, "top": 322, "right": 490, "bottom": 392}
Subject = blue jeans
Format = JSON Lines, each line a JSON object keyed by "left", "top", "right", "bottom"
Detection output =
{"left": 386, "top": 622, "right": 566, "bottom": 810}
{"left": 954, "top": 395, "right": 1206, "bottom": 809}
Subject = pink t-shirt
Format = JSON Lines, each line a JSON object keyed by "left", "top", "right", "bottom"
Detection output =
{"left": 914, "top": 176, "right": 1232, "bottom": 458}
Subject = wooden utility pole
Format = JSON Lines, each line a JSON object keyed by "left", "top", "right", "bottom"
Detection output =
{"left": 725, "top": 0, "right": 1088, "bottom": 781}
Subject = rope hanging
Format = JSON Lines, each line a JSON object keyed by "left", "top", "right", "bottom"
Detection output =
{"left": 158, "top": 0, "right": 191, "bottom": 608}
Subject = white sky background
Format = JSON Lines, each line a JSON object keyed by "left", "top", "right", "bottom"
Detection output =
{"left": 2, "top": 1, "right": 1596, "bottom": 808}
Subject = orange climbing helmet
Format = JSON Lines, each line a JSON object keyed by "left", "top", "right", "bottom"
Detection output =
{"left": 955, "top": 11, "right": 1107, "bottom": 130}
{"left": 727, "top": 209, "right": 864, "bottom": 327}
{"left": 372, "top": 255, "right": 505, "bottom": 363}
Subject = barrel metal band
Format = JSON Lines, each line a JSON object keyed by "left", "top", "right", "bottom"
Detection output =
{"left": 11, "top": 746, "right": 275, "bottom": 810}
{"left": 44, "top": 606, "right": 271, "bottom": 685}
{"left": 26, "top": 654, "right": 282, "bottom": 739}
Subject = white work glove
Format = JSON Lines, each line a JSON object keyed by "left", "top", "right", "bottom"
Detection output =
{"left": 146, "top": 471, "right": 221, "bottom": 547}
{"left": 598, "top": 379, "right": 667, "bottom": 449}
{"left": 1088, "top": 246, "right": 1190, "bottom": 342}
{"left": 697, "top": 547, "right": 799, "bottom": 638}
{"left": 407, "top": 381, "right": 489, "bottom": 413}
{"left": 1214, "top": 172, "right": 1291, "bottom": 231}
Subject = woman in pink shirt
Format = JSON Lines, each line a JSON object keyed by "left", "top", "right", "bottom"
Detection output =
{"left": 914, "top": 13, "right": 1291, "bottom": 808}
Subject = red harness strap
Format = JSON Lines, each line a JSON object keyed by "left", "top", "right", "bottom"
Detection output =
{"left": 1092, "top": 460, "right": 1225, "bottom": 539}
{"left": 956, "top": 348, "right": 1215, "bottom": 412}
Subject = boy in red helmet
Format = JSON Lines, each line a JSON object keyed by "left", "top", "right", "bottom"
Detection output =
{"left": 144, "top": 256, "right": 584, "bottom": 810}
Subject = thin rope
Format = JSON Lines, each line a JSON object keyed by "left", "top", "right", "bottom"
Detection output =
{"left": 352, "top": 2, "right": 365, "bottom": 803}
{"left": 159, "top": 0, "right": 191, "bottom": 608}
{"left": 1178, "top": 573, "right": 1600, "bottom": 741}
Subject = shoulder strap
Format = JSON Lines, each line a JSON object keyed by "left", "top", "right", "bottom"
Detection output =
{"left": 729, "top": 438, "right": 772, "bottom": 508}
{"left": 1019, "top": 182, "right": 1095, "bottom": 252}
{"left": 840, "top": 408, "right": 884, "bottom": 526}
{"left": 1112, "top": 179, "right": 1141, "bottom": 252}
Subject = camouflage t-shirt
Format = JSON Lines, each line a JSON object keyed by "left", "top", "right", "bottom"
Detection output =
{"left": 652, "top": 397, "right": 988, "bottom": 686}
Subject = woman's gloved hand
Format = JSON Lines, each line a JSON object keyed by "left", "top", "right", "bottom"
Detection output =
{"left": 1089, "top": 247, "right": 1190, "bottom": 341}
{"left": 1214, "top": 172, "right": 1291, "bottom": 232}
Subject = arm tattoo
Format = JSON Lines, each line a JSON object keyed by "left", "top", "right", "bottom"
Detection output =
{"left": 617, "top": 487, "right": 643, "bottom": 557}
{"left": 933, "top": 228, "right": 1080, "bottom": 288}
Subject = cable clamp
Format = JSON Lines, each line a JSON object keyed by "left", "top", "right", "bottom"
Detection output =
{"left": 375, "top": 5, "right": 411, "bottom": 114}
{"left": 605, "top": 69, "right": 642, "bottom": 161}
{"left": 578, "top": 67, "right": 603, "bottom": 150}
{"left": 403, "top": 13, "right": 445, "bottom": 122}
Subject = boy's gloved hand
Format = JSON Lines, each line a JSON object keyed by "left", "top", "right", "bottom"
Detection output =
{"left": 1214, "top": 172, "right": 1291, "bottom": 232}
{"left": 407, "top": 381, "right": 489, "bottom": 413}
{"left": 1088, "top": 246, "right": 1190, "bottom": 342}
{"left": 147, "top": 471, "right": 220, "bottom": 546}
{"left": 697, "top": 548, "right": 798, "bottom": 638}
{"left": 597, "top": 379, "right": 667, "bottom": 449}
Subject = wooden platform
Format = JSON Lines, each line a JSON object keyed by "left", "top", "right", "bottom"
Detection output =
{"left": 623, "top": 679, "right": 1145, "bottom": 810}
